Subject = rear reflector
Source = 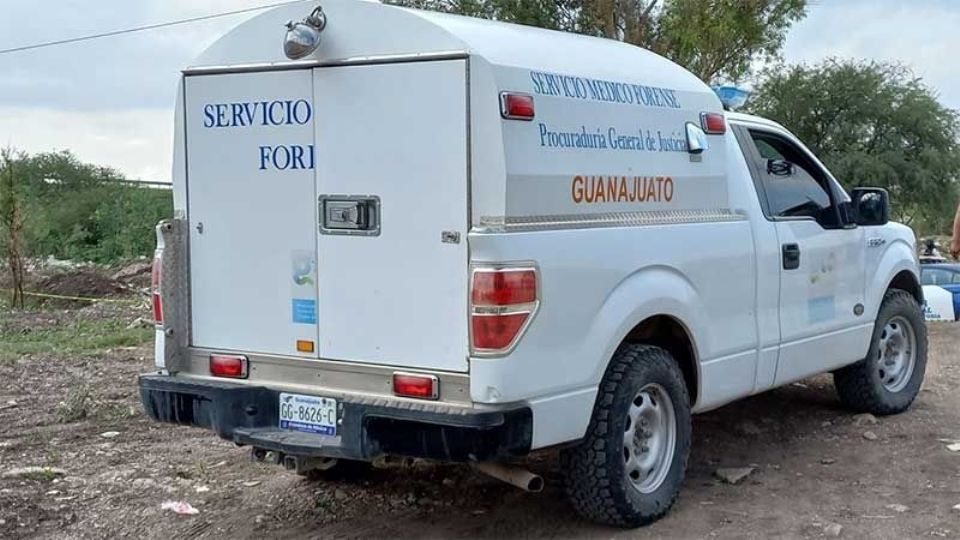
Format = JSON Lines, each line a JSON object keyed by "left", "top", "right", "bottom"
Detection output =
{"left": 392, "top": 373, "right": 439, "bottom": 400}
{"left": 471, "top": 269, "right": 537, "bottom": 306}
{"left": 151, "top": 255, "right": 163, "bottom": 326}
{"left": 700, "top": 112, "right": 727, "bottom": 134}
{"left": 471, "top": 312, "right": 530, "bottom": 350}
{"left": 209, "top": 354, "right": 248, "bottom": 379}
{"left": 500, "top": 92, "right": 535, "bottom": 120}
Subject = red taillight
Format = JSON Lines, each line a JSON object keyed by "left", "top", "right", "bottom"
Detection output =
{"left": 700, "top": 112, "right": 726, "bottom": 134}
{"left": 471, "top": 312, "right": 530, "bottom": 350}
{"left": 151, "top": 253, "right": 163, "bottom": 326}
{"left": 470, "top": 266, "right": 539, "bottom": 354}
{"left": 471, "top": 269, "right": 537, "bottom": 306}
{"left": 500, "top": 92, "right": 535, "bottom": 120}
{"left": 209, "top": 354, "right": 248, "bottom": 379}
{"left": 392, "top": 373, "right": 438, "bottom": 400}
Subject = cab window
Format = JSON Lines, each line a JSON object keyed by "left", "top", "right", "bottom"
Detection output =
{"left": 744, "top": 129, "right": 841, "bottom": 228}
{"left": 923, "top": 268, "right": 960, "bottom": 285}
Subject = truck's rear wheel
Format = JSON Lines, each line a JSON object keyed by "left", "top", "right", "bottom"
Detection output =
{"left": 833, "top": 289, "right": 927, "bottom": 415}
{"left": 561, "top": 344, "right": 691, "bottom": 527}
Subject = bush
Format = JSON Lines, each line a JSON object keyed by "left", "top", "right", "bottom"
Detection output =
{"left": 56, "top": 384, "right": 91, "bottom": 423}
{"left": 0, "top": 150, "right": 173, "bottom": 265}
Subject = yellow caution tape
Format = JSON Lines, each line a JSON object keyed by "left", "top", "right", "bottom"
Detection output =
{"left": 0, "top": 288, "right": 144, "bottom": 304}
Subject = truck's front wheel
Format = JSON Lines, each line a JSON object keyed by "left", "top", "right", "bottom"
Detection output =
{"left": 561, "top": 344, "right": 691, "bottom": 527}
{"left": 833, "top": 289, "right": 927, "bottom": 415}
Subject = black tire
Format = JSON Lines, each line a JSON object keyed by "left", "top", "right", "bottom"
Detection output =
{"left": 833, "top": 289, "right": 927, "bottom": 415}
{"left": 561, "top": 344, "right": 691, "bottom": 528}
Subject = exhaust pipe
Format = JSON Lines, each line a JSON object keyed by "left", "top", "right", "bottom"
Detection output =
{"left": 372, "top": 455, "right": 416, "bottom": 469}
{"left": 471, "top": 462, "right": 544, "bottom": 493}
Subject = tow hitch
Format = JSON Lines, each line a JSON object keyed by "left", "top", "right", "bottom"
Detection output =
{"left": 251, "top": 447, "right": 338, "bottom": 475}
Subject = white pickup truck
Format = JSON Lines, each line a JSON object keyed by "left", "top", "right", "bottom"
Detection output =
{"left": 140, "top": 0, "right": 927, "bottom": 527}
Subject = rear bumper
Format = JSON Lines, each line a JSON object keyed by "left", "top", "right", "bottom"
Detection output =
{"left": 138, "top": 374, "right": 532, "bottom": 462}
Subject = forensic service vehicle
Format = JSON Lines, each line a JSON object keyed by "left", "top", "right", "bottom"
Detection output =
{"left": 140, "top": 0, "right": 927, "bottom": 527}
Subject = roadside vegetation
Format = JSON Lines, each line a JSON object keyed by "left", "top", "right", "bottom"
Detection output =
{"left": 0, "top": 149, "right": 171, "bottom": 265}
{"left": 0, "top": 149, "right": 171, "bottom": 306}
{"left": 0, "top": 315, "right": 152, "bottom": 362}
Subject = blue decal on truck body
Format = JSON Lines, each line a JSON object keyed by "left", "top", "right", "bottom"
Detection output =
{"left": 808, "top": 296, "right": 836, "bottom": 324}
{"left": 292, "top": 298, "right": 317, "bottom": 324}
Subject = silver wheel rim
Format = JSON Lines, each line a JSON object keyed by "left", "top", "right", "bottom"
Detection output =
{"left": 623, "top": 383, "right": 676, "bottom": 494}
{"left": 877, "top": 315, "right": 917, "bottom": 393}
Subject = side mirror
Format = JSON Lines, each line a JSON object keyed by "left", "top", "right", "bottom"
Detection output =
{"left": 851, "top": 187, "right": 889, "bottom": 226}
{"left": 685, "top": 122, "right": 708, "bottom": 155}
{"left": 766, "top": 159, "right": 794, "bottom": 176}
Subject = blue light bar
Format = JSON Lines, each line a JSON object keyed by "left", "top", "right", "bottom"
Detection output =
{"left": 712, "top": 86, "right": 750, "bottom": 111}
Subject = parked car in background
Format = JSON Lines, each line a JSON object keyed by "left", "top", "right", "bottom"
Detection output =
{"left": 919, "top": 239, "right": 948, "bottom": 264}
{"left": 921, "top": 264, "right": 960, "bottom": 321}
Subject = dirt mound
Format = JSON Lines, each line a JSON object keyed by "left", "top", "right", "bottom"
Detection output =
{"left": 111, "top": 260, "right": 153, "bottom": 289}
{"left": 111, "top": 260, "right": 152, "bottom": 283}
{"left": 36, "top": 268, "right": 126, "bottom": 300}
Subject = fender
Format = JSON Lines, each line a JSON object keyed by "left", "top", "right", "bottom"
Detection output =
{"left": 866, "top": 237, "right": 920, "bottom": 321}
{"left": 581, "top": 265, "right": 706, "bottom": 404}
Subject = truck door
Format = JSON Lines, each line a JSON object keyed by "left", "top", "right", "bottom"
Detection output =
{"left": 185, "top": 70, "right": 319, "bottom": 358}
{"left": 313, "top": 59, "right": 469, "bottom": 372}
{"left": 739, "top": 128, "right": 872, "bottom": 385}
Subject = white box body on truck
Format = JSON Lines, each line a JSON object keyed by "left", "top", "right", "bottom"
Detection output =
{"left": 141, "top": 0, "right": 927, "bottom": 527}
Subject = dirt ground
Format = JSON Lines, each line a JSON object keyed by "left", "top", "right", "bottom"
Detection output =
{"left": 1, "top": 301, "right": 959, "bottom": 539}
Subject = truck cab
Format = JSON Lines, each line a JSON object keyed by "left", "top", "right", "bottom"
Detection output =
{"left": 140, "top": 0, "right": 926, "bottom": 528}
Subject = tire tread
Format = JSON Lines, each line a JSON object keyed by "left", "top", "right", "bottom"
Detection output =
{"left": 561, "top": 344, "right": 690, "bottom": 527}
{"left": 834, "top": 289, "right": 927, "bottom": 415}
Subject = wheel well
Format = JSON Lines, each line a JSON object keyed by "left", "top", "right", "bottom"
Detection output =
{"left": 889, "top": 269, "right": 922, "bottom": 303}
{"left": 622, "top": 315, "right": 698, "bottom": 405}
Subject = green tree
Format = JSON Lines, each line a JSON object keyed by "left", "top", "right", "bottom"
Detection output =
{"left": 747, "top": 60, "right": 960, "bottom": 232}
{"left": 0, "top": 148, "right": 27, "bottom": 307}
{"left": 647, "top": 0, "right": 806, "bottom": 82}
{"left": 0, "top": 149, "right": 173, "bottom": 266}
{"left": 86, "top": 184, "right": 172, "bottom": 263}
{"left": 386, "top": 0, "right": 807, "bottom": 83}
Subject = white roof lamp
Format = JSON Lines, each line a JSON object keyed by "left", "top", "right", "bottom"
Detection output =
{"left": 712, "top": 86, "right": 750, "bottom": 111}
{"left": 284, "top": 5, "right": 328, "bottom": 60}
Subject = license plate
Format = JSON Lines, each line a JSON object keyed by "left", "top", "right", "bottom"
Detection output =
{"left": 278, "top": 393, "right": 338, "bottom": 436}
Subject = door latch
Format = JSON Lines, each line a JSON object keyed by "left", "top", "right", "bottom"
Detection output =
{"left": 782, "top": 243, "right": 801, "bottom": 270}
{"left": 319, "top": 195, "right": 380, "bottom": 236}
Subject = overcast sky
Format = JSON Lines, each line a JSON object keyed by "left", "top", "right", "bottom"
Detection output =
{"left": 1, "top": 0, "right": 958, "bottom": 181}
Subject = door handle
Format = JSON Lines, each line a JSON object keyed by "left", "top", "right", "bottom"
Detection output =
{"left": 782, "top": 243, "right": 800, "bottom": 270}
{"left": 318, "top": 195, "right": 381, "bottom": 237}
